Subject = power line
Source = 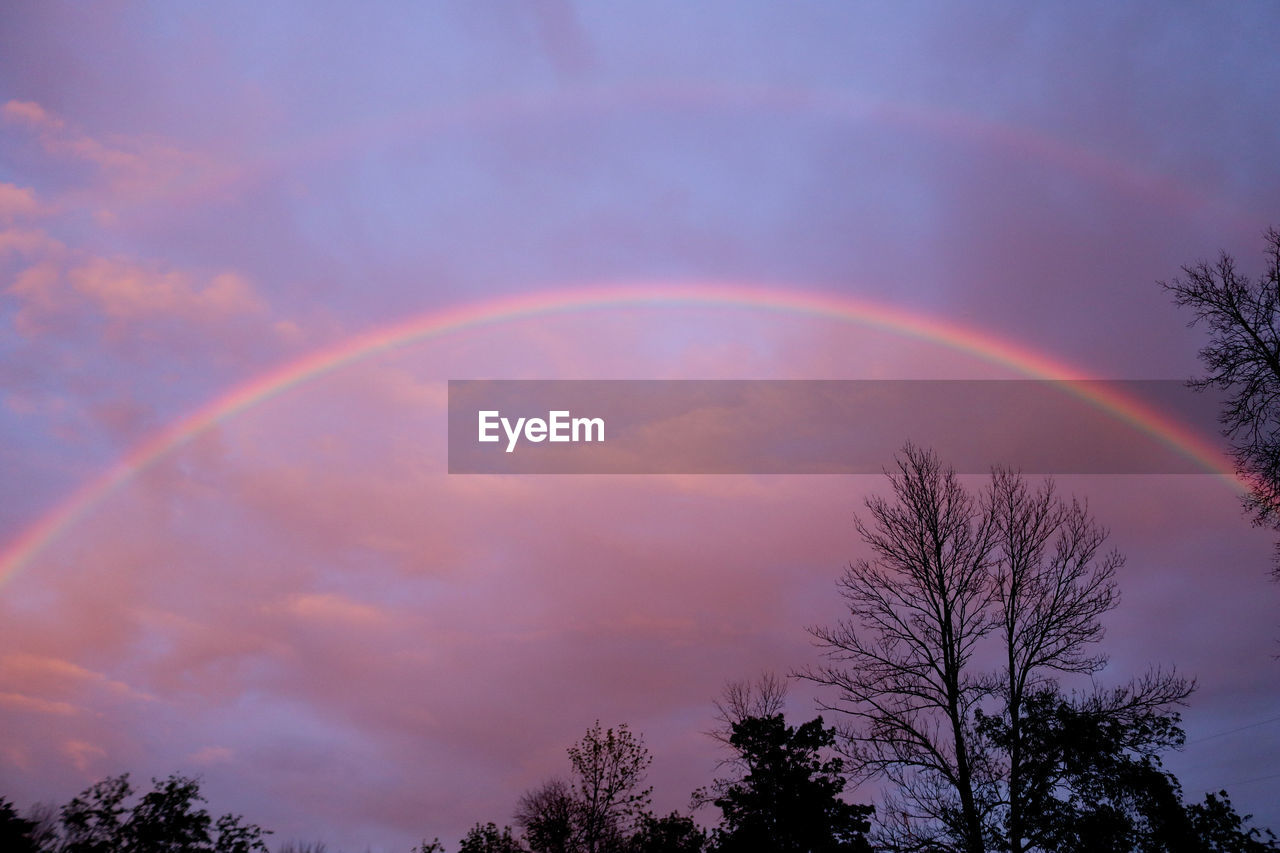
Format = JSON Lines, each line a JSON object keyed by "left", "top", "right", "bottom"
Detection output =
{"left": 1212, "top": 771, "right": 1280, "bottom": 789}
{"left": 1184, "top": 714, "right": 1280, "bottom": 745}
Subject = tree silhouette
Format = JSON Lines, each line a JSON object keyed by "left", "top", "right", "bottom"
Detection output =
{"left": 693, "top": 674, "right": 791, "bottom": 809}
{"left": 801, "top": 444, "right": 1190, "bottom": 851}
{"left": 459, "top": 821, "right": 526, "bottom": 853}
{"left": 47, "top": 773, "right": 270, "bottom": 853}
{"left": 708, "top": 672, "right": 788, "bottom": 752}
{"left": 801, "top": 445, "right": 995, "bottom": 852}
{"left": 567, "top": 722, "right": 652, "bottom": 853}
{"left": 977, "top": 687, "right": 1277, "bottom": 852}
{"left": 985, "top": 470, "right": 1186, "bottom": 853}
{"left": 126, "top": 775, "right": 213, "bottom": 851}
{"left": 515, "top": 722, "right": 652, "bottom": 853}
{"left": 0, "top": 797, "right": 40, "bottom": 853}
{"left": 1163, "top": 226, "right": 1280, "bottom": 569}
{"left": 516, "top": 777, "right": 579, "bottom": 853}
{"left": 61, "top": 774, "right": 131, "bottom": 853}
{"left": 625, "top": 812, "right": 705, "bottom": 853}
{"left": 1187, "top": 790, "right": 1280, "bottom": 852}
{"left": 709, "top": 714, "right": 872, "bottom": 853}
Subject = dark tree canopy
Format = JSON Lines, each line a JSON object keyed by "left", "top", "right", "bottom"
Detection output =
{"left": 6, "top": 773, "right": 269, "bottom": 853}
{"left": 1187, "top": 791, "right": 1280, "bottom": 853}
{"left": 625, "top": 812, "right": 706, "bottom": 853}
{"left": 977, "top": 687, "right": 1277, "bottom": 853}
{"left": 515, "top": 778, "right": 579, "bottom": 853}
{"left": 710, "top": 714, "right": 872, "bottom": 853}
{"left": 0, "top": 797, "right": 41, "bottom": 853}
{"left": 978, "top": 687, "right": 1189, "bottom": 852}
{"left": 459, "top": 821, "right": 526, "bottom": 853}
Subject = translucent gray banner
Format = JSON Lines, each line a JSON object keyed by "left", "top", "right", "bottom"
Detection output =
{"left": 447, "top": 380, "right": 1231, "bottom": 475}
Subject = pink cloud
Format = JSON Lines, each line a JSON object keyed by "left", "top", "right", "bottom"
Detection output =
{"left": 7, "top": 263, "right": 68, "bottom": 335}
{"left": 189, "top": 745, "right": 234, "bottom": 765}
{"left": 0, "top": 693, "right": 78, "bottom": 717}
{"left": 1, "top": 274, "right": 1276, "bottom": 846}
{"left": 0, "top": 228, "right": 62, "bottom": 260}
{"left": 0, "top": 653, "right": 154, "bottom": 705}
{"left": 2, "top": 100, "right": 64, "bottom": 131}
{"left": 68, "top": 260, "right": 264, "bottom": 321}
{"left": 0, "top": 184, "right": 46, "bottom": 222}
{"left": 5, "top": 246, "right": 271, "bottom": 349}
{"left": 2, "top": 99, "right": 213, "bottom": 201}
{"left": 282, "top": 593, "right": 387, "bottom": 626}
{"left": 61, "top": 739, "right": 107, "bottom": 774}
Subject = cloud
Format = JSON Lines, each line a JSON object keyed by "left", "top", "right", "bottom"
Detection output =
{"left": 6, "top": 246, "right": 269, "bottom": 346}
{"left": 61, "top": 739, "right": 107, "bottom": 773}
{"left": 2, "top": 317, "right": 1278, "bottom": 847}
{"left": 0, "top": 5, "right": 1278, "bottom": 846}
{"left": 0, "top": 227, "right": 62, "bottom": 259}
{"left": 68, "top": 260, "right": 264, "bottom": 322}
{"left": 2, "top": 99, "right": 210, "bottom": 198}
{"left": 0, "top": 692, "right": 78, "bottom": 717}
{"left": 282, "top": 593, "right": 386, "bottom": 627}
{"left": 190, "top": 745, "right": 234, "bottom": 765}
{"left": 2, "top": 100, "right": 64, "bottom": 131}
{"left": 0, "top": 184, "right": 47, "bottom": 222}
{"left": 0, "top": 653, "right": 155, "bottom": 705}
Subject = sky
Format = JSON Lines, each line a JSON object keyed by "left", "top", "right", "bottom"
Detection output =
{"left": 1, "top": 2, "right": 1279, "bottom": 850}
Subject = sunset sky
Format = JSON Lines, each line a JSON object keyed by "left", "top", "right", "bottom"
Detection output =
{"left": 1, "top": 3, "right": 1279, "bottom": 850}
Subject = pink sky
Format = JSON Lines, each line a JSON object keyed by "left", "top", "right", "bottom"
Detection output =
{"left": 2, "top": 4, "right": 1279, "bottom": 850}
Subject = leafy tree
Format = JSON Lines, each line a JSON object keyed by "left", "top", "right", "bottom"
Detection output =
{"left": 978, "top": 686, "right": 1188, "bottom": 852}
{"left": 61, "top": 774, "right": 132, "bottom": 853}
{"left": 0, "top": 797, "right": 40, "bottom": 853}
{"left": 126, "top": 774, "right": 213, "bottom": 851}
{"left": 625, "top": 812, "right": 705, "bottom": 853}
{"left": 24, "top": 802, "right": 60, "bottom": 852}
{"left": 1163, "top": 226, "right": 1280, "bottom": 568}
{"left": 977, "top": 687, "right": 1277, "bottom": 852}
{"left": 211, "top": 813, "right": 271, "bottom": 853}
{"left": 412, "top": 840, "right": 446, "bottom": 853}
{"left": 48, "top": 773, "right": 269, "bottom": 853}
{"left": 459, "top": 822, "right": 527, "bottom": 853}
{"left": 1187, "top": 790, "right": 1280, "bottom": 852}
{"left": 709, "top": 714, "right": 872, "bottom": 853}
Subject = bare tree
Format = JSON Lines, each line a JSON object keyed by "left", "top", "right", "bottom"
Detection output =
{"left": 691, "top": 672, "right": 793, "bottom": 809}
{"left": 515, "top": 778, "right": 579, "bottom": 853}
{"left": 801, "top": 444, "right": 996, "bottom": 853}
{"left": 801, "top": 445, "right": 1191, "bottom": 852}
{"left": 567, "top": 722, "right": 652, "bottom": 853}
{"left": 709, "top": 671, "right": 788, "bottom": 749}
{"left": 987, "top": 472, "right": 1115, "bottom": 853}
{"left": 516, "top": 723, "right": 652, "bottom": 853}
{"left": 1163, "top": 226, "right": 1280, "bottom": 569}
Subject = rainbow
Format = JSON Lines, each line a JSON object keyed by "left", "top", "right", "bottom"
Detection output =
{"left": 0, "top": 281, "right": 1240, "bottom": 588}
{"left": 167, "top": 83, "right": 1233, "bottom": 230}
